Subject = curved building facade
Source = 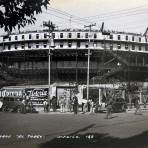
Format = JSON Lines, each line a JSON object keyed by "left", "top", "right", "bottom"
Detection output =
{"left": 0, "top": 29, "right": 148, "bottom": 86}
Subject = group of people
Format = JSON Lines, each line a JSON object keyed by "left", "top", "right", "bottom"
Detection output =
{"left": 42, "top": 93, "right": 143, "bottom": 118}
{"left": 58, "top": 95, "right": 79, "bottom": 114}
{"left": 21, "top": 99, "right": 34, "bottom": 113}
{"left": 43, "top": 95, "right": 96, "bottom": 114}
{"left": 104, "top": 91, "right": 142, "bottom": 119}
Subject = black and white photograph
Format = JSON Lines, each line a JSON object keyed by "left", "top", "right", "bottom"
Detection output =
{"left": 0, "top": 0, "right": 148, "bottom": 148}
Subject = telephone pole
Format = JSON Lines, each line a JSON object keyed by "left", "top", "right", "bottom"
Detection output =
{"left": 43, "top": 21, "right": 55, "bottom": 111}
{"left": 84, "top": 23, "right": 96, "bottom": 102}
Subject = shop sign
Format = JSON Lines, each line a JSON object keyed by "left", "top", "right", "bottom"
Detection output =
{"left": 25, "top": 88, "right": 48, "bottom": 98}
{"left": 0, "top": 89, "right": 23, "bottom": 98}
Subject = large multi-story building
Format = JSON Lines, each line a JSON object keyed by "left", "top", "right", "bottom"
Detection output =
{"left": 0, "top": 29, "right": 148, "bottom": 86}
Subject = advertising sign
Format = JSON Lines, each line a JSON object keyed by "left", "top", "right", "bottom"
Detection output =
{"left": 0, "top": 89, "right": 23, "bottom": 98}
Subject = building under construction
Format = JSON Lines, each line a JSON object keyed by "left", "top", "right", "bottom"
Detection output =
{"left": 0, "top": 27, "right": 148, "bottom": 87}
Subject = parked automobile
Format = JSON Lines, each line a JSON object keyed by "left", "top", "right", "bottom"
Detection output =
{"left": 112, "top": 98, "right": 127, "bottom": 112}
{"left": 1, "top": 97, "right": 23, "bottom": 112}
{"left": 1, "top": 97, "right": 38, "bottom": 113}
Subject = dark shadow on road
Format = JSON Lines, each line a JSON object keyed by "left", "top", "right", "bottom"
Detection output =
{"left": 70, "top": 124, "right": 95, "bottom": 135}
{"left": 39, "top": 130, "right": 148, "bottom": 148}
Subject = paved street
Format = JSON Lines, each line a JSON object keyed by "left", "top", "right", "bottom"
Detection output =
{"left": 0, "top": 111, "right": 148, "bottom": 148}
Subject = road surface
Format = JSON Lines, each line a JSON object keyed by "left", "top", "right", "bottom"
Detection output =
{"left": 0, "top": 111, "right": 148, "bottom": 148}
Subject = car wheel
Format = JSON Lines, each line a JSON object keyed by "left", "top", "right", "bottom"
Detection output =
{"left": 2, "top": 106, "right": 7, "bottom": 112}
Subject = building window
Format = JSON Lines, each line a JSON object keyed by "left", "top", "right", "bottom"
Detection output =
{"left": 94, "top": 33, "right": 97, "bottom": 39}
{"left": 43, "top": 42, "right": 47, "bottom": 48}
{"left": 145, "top": 46, "right": 148, "bottom": 51}
{"left": 68, "top": 42, "right": 72, "bottom": 48}
{"left": 36, "top": 34, "right": 39, "bottom": 39}
{"left": 29, "top": 34, "right": 32, "bottom": 39}
{"left": 77, "top": 33, "right": 80, "bottom": 38}
{"left": 8, "top": 45, "right": 11, "bottom": 50}
{"left": 85, "top": 33, "right": 88, "bottom": 38}
{"left": 28, "top": 43, "right": 31, "bottom": 49}
{"left": 21, "top": 44, "right": 25, "bottom": 49}
{"left": 139, "top": 37, "right": 141, "bottom": 42}
{"left": 125, "top": 44, "right": 128, "bottom": 50}
{"left": 110, "top": 44, "right": 113, "bottom": 50}
{"left": 117, "top": 44, "right": 121, "bottom": 49}
{"left": 14, "top": 44, "right": 18, "bottom": 49}
{"left": 44, "top": 33, "right": 47, "bottom": 38}
{"left": 60, "top": 43, "right": 63, "bottom": 48}
{"left": 85, "top": 43, "right": 88, "bottom": 48}
{"left": 36, "top": 43, "right": 39, "bottom": 48}
{"left": 125, "top": 35, "right": 128, "bottom": 40}
{"left": 22, "top": 35, "right": 25, "bottom": 39}
{"left": 9, "top": 37, "right": 11, "bottom": 41}
{"left": 110, "top": 35, "right": 113, "bottom": 39}
{"left": 94, "top": 43, "right": 97, "bottom": 47}
{"left": 77, "top": 42, "right": 81, "bottom": 48}
{"left": 15, "top": 36, "right": 18, "bottom": 40}
{"left": 44, "top": 44, "right": 47, "bottom": 48}
{"left": 118, "top": 35, "right": 120, "bottom": 40}
{"left": 132, "top": 45, "right": 135, "bottom": 50}
{"left": 68, "top": 33, "right": 72, "bottom": 38}
{"left": 60, "top": 33, "right": 63, "bottom": 38}
{"left": 139, "top": 46, "right": 141, "bottom": 51}
{"left": 132, "top": 36, "right": 134, "bottom": 41}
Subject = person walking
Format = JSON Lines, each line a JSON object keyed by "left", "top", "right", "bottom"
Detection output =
{"left": 68, "top": 98, "right": 73, "bottom": 112}
{"left": 21, "top": 99, "right": 26, "bottom": 114}
{"left": 73, "top": 95, "right": 78, "bottom": 115}
{"left": 90, "top": 99, "right": 94, "bottom": 113}
{"left": 51, "top": 96, "right": 57, "bottom": 112}
{"left": 134, "top": 96, "right": 142, "bottom": 115}
{"left": 43, "top": 100, "right": 49, "bottom": 112}
{"left": 105, "top": 93, "right": 113, "bottom": 119}
{"left": 59, "top": 96, "right": 66, "bottom": 113}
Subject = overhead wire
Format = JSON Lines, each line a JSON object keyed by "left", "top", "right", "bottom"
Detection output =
{"left": 42, "top": 10, "right": 85, "bottom": 26}
{"left": 84, "top": 4, "right": 148, "bottom": 18}
{"left": 47, "top": 6, "right": 93, "bottom": 24}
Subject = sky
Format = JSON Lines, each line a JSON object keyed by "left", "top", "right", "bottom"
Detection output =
{"left": 1, "top": 0, "right": 148, "bottom": 35}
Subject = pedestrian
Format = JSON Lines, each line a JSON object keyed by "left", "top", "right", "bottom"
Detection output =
{"left": 59, "top": 96, "right": 66, "bottom": 113}
{"left": 105, "top": 93, "right": 113, "bottom": 119}
{"left": 81, "top": 102, "right": 84, "bottom": 112}
{"left": 21, "top": 99, "right": 26, "bottom": 114}
{"left": 73, "top": 95, "right": 78, "bottom": 114}
{"left": 134, "top": 96, "right": 142, "bottom": 115}
{"left": 51, "top": 96, "right": 57, "bottom": 112}
{"left": 68, "top": 98, "right": 73, "bottom": 112}
{"left": 43, "top": 100, "right": 48, "bottom": 112}
{"left": 28, "top": 100, "right": 33, "bottom": 113}
{"left": 90, "top": 99, "right": 94, "bottom": 113}
{"left": 87, "top": 100, "right": 91, "bottom": 112}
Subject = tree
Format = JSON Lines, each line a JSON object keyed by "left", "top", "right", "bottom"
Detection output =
{"left": 0, "top": 0, "right": 50, "bottom": 32}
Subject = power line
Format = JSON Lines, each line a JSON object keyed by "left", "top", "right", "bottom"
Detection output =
{"left": 42, "top": 11, "right": 85, "bottom": 26}
{"left": 84, "top": 4, "right": 148, "bottom": 19}
{"left": 47, "top": 6, "right": 94, "bottom": 24}
{"left": 90, "top": 10, "right": 148, "bottom": 21}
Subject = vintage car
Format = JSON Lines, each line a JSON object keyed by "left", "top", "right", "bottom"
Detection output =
{"left": 1, "top": 97, "right": 38, "bottom": 113}
{"left": 1, "top": 97, "right": 23, "bottom": 112}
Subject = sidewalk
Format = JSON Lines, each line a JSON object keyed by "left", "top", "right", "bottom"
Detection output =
{"left": 38, "top": 108, "right": 96, "bottom": 115}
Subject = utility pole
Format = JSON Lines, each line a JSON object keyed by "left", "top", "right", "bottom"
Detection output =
{"left": 84, "top": 23, "right": 96, "bottom": 102}
{"left": 43, "top": 21, "right": 55, "bottom": 111}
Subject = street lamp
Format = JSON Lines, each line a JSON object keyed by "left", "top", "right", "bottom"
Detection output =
{"left": 43, "top": 21, "right": 55, "bottom": 111}
{"left": 84, "top": 23, "right": 96, "bottom": 102}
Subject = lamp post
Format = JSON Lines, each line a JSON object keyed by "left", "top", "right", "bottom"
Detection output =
{"left": 43, "top": 21, "right": 55, "bottom": 111}
{"left": 84, "top": 24, "right": 96, "bottom": 102}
